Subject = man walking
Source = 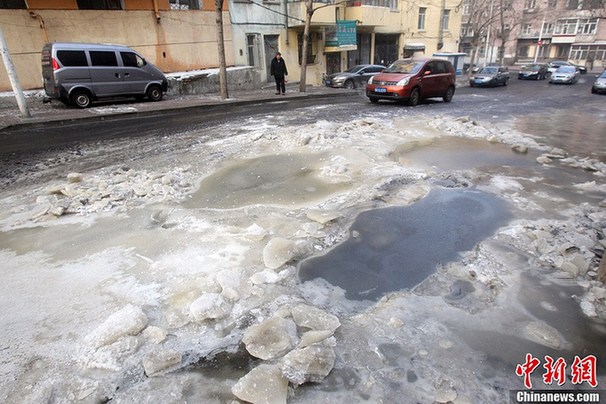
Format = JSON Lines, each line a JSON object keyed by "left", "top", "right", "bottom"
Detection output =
{"left": 270, "top": 52, "right": 288, "bottom": 95}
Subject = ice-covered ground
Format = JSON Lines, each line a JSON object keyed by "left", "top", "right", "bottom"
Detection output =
{"left": 0, "top": 113, "right": 605, "bottom": 403}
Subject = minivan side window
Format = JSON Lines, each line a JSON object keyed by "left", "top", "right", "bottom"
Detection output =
{"left": 89, "top": 51, "right": 118, "bottom": 67}
{"left": 120, "top": 52, "right": 145, "bottom": 68}
{"left": 57, "top": 50, "right": 88, "bottom": 67}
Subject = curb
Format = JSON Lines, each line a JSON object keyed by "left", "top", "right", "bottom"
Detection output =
{"left": 0, "top": 89, "right": 350, "bottom": 133}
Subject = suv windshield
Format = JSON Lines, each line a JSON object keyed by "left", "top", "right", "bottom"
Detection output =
{"left": 384, "top": 60, "right": 423, "bottom": 74}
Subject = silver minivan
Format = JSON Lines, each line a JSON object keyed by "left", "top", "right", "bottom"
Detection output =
{"left": 42, "top": 42, "right": 168, "bottom": 108}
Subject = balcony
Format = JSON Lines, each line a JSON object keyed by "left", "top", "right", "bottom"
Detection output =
{"left": 344, "top": 0, "right": 400, "bottom": 28}
{"left": 287, "top": 1, "right": 338, "bottom": 28}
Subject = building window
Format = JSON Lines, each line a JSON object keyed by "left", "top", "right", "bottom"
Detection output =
{"left": 246, "top": 34, "right": 262, "bottom": 67}
{"left": 170, "top": 0, "right": 200, "bottom": 9}
{"left": 418, "top": 8, "right": 426, "bottom": 31}
{"left": 542, "top": 23, "right": 554, "bottom": 35}
{"left": 566, "top": 0, "right": 579, "bottom": 9}
{"left": 525, "top": 0, "right": 537, "bottom": 8}
{"left": 463, "top": 0, "right": 471, "bottom": 15}
{"left": 522, "top": 23, "right": 533, "bottom": 35}
{"left": 0, "top": 0, "right": 26, "bottom": 8}
{"left": 577, "top": 18, "right": 598, "bottom": 34}
{"left": 441, "top": 10, "right": 450, "bottom": 31}
{"left": 547, "top": 0, "right": 557, "bottom": 6}
{"left": 554, "top": 19, "right": 575, "bottom": 34}
{"left": 77, "top": 0, "right": 123, "bottom": 9}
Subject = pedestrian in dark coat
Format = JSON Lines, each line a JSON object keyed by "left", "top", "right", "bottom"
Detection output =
{"left": 270, "top": 52, "right": 288, "bottom": 95}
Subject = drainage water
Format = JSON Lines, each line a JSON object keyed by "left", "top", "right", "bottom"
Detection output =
{"left": 183, "top": 153, "right": 351, "bottom": 209}
{"left": 298, "top": 188, "right": 512, "bottom": 301}
{"left": 516, "top": 112, "right": 606, "bottom": 162}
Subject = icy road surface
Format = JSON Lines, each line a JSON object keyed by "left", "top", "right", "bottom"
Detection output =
{"left": 1, "top": 107, "right": 605, "bottom": 403}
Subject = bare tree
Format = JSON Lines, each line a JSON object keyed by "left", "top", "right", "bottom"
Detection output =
{"left": 299, "top": 0, "right": 347, "bottom": 92}
{"left": 215, "top": 0, "right": 229, "bottom": 99}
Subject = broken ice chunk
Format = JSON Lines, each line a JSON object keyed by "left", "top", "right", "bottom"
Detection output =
{"left": 142, "top": 347, "right": 182, "bottom": 376}
{"left": 291, "top": 304, "right": 340, "bottom": 333}
{"left": 232, "top": 364, "right": 288, "bottom": 404}
{"left": 189, "top": 293, "right": 232, "bottom": 322}
{"left": 84, "top": 305, "right": 148, "bottom": 349}
{"left": 263, "top": 237, "right": 297, "bottom": 269}
{"left": 305, "top": 209, "right": 342, "bottom": 225}
{"left": 525, "top": 321, "right": 561, "bottom": 349}
{"left": 298, "top": 329, "right": 334, "bottom": 348}
{"left": 279, "top": 341, "right": 336, "bottom": 385}
{"left": 242, "top": 316, "right": 298, "bottom": 360}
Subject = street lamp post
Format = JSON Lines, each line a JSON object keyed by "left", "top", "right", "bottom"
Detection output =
{"left": 533, "top": 14, "right": 546, "bottom": 63}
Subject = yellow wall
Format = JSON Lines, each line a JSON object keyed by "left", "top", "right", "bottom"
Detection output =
{"left": 0, "top": 9, "right": 233, "bottom": 91}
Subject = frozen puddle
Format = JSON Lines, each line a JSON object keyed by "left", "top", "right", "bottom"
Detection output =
{"left": 390, "top": 136, "right": 536, "bottom": 171}
{"left": 298, "top": 188, "right": 512, "bottom": 300}
{"left": 183, "top": 153, "right": 351, "bottom": 208}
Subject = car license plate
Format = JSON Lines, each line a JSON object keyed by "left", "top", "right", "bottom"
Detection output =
{"left": 375, "top": 88, "right": 387, "bottom": 93}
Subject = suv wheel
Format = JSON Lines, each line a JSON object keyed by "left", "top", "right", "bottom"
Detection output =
{"left": 408, "top": 88, "right": 420, "bottom": 107}
{"left": 443, "top": 86, "right": 455, "bottom": 103}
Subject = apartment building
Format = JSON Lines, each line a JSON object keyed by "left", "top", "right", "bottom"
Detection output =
{"left": 230, "top": 0, "right": 463, "bottom": 86}
{"left": 459, "top": 0, "right": 606, "bottom": 69}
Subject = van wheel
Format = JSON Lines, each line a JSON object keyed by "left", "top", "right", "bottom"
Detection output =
{"left": 408, "top": 88, "right": 420, "bottom": 106}
{"left": 70, "top": 90, "right": 92, "bottom": 109}
{"left": 443, "top": 86, "right": 455, "bottom": 103}
{"left": 146, "top": 85, "right": 163, "bottom": 102}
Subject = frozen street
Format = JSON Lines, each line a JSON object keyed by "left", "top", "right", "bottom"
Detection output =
{"left": 1, "top": 78, "right": 605, "bottom": 403}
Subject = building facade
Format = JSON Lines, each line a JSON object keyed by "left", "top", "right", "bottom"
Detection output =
{"left": 0, "top": 0, "right": 463, "bottom": 91}
{"left": 459, "top": 0, "right": 606, "bottom": 69}
{"left": 0, "top": 0, "right": 233, "bottom": 91}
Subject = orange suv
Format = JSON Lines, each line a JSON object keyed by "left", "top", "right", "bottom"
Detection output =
{"left": 366, "top": 58, "right": 456, "bottom": 106}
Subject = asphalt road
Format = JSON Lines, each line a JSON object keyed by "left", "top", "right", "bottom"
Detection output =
{"left": 1, "top": 75, "right": 604, "bottom": 189}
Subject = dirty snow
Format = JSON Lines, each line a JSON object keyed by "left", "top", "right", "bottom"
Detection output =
{"left": 0, "top": 113, "right": 605, "bottom": 403}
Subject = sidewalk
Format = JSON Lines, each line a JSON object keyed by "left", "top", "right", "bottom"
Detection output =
{"left": 0, "top": 82, "right": 345, "bottom": 131}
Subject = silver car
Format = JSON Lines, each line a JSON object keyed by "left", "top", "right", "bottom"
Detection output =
{"left": 324, "top": 64, "right": 385, "bottom": 89}
{"left": 549, "top": 66, "right": 580, "bottom": 84}
{"left": 591, "top": 70, "right": 606, "bottom": 94}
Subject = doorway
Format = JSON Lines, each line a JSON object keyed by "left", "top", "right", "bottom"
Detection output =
{"left": 264, "top": 34, "right": 280, "bottom": 82}
{"left": 326, "top": 53, "right": 341, "bottom": 75}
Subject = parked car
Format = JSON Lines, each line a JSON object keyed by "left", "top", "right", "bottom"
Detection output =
{"left": 365, "top": 58, "right": 456, "bottom": 106}
{"left": 469, "top": 66, "right": 510, "bottom": 87}
{"left": 591, "top": 70, "right": 606, "bottom": 94}
{"left": 518, "top": 64, "right": 549, "bottom": 80}
{"left": 547, "top": 60, "right": 587, "bottom": 75}
{"left": 324, "top": 64, "right": 385, "bottom": 89}
{"left": 549, "top": 66, "right": 580, "bottom": 84}
{"left": 42, "top": 42, "right": 168, "bottom": 108}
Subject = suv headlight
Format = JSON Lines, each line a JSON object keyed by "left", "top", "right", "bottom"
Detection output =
{"left": 397, "top": 77, "right": 410, "bottom": 86}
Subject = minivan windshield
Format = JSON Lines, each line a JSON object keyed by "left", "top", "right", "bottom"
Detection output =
{"left": 384, "top": 60, "right": 423, "bottom": 74}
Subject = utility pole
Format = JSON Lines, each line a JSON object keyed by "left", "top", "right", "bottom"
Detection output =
{"left": 215, "top": 0, "right": 229, "bottom": 99}
{"left": 0, "top": 27, "right": 30, "bottom": 118}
